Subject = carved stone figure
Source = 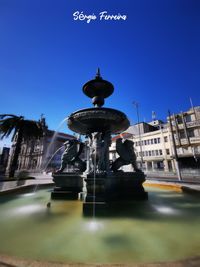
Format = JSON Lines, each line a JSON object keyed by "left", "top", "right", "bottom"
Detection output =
{"left": 56, "top": 139, "right": 86, "bottom": 173}
{"left": 111, "top": 138, "right": 140, "bottom": 172}
{"left": 87, "top": 131, "right": 111, "bottom": 173}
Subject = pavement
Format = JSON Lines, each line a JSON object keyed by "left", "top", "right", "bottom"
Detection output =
{"left": 1, "top": 172, "right": 200, "bottom": 194}
{"left": 145, "top": 177, "right": 200, "bottom": 193}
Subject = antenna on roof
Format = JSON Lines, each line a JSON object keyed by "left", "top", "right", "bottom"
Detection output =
{"left": 152, "top": 111, "right": 156, "bottom": 121}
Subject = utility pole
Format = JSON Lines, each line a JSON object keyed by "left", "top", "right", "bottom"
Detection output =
{"left": 168, "top": 110, "right": 182, "bottom": 181}
{"left": 133, "top": 102, "right": 143, "bottom": 169}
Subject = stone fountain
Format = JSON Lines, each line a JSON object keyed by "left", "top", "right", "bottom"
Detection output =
{"left": 52, "top": 69, "right": 148, "bottom": 213}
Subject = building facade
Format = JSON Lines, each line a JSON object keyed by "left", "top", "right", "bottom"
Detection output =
{"left": 6, "top": 119, "right": 75, "bottom": 174}
{"left": 110, "top": 106, "right": 200, "bottom": 175}
{"left": 0, "top": 147, "right": 10, "bottom": 175}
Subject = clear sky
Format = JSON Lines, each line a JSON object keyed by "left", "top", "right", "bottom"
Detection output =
{"left": 0, "top": 0, "right": 200, "bottom": 145}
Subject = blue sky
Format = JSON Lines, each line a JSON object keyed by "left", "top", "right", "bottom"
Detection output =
{"left": 0, "top": 0, "right": 200, "bottom": 145}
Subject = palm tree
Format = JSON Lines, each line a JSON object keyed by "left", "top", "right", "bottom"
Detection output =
{"left": 0, "top": 114, "right": 44, "bottom": 177}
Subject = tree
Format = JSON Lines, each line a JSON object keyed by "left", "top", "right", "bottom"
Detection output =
{"left": 0, "top": 114, "right": 44, "bottom": 177}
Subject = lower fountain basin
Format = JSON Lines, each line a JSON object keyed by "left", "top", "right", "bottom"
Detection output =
{"left": 0, "top": 185, "right": 200, "bottom": 265}
{"left": 67, "top": 107, "right": 130, "bottom": 134}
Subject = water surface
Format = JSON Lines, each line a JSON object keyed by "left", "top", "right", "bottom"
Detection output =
{"left": 0, "top": 186, "right": 199, "bottom": 264}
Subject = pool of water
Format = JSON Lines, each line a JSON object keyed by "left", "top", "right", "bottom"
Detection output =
{"left": 0, "top": 186, "right": 200, "bottom": 264}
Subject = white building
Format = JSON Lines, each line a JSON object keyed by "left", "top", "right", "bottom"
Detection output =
{"left": 110, "top": 106, "right": 200, "bottom": 175}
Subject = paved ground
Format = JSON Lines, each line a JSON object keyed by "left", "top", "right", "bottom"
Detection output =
{"left": 146, "top": 178, "right": 200, "bottom": 194}
{"left": 1, "top": 173, "right": 200, "bottom": 194}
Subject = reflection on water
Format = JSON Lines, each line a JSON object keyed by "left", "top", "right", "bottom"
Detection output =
{"left": 0, "top": 186, "right": 200, "bottom": 264}
{"left": 13, "top": 204, "right": 44, "bottom": 215}
{"left": 153, "top": 205, "right": 180, "bottom": 215}
{"left": 22, "top": 193, "right": 36, "bottom": 197}
{"left": 85, "top": 220, "right": 105, "bottom": 232}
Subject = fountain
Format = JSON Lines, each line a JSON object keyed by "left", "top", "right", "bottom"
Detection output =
{"left": 51, "top": 69, "right": 148, "bottom": 214}
{"left": 0, "top": 71, "right": 200, "bottom": 265}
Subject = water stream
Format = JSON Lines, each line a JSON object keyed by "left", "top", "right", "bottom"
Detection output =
{"left": 43, "top": 145, "right": 64, "bottom": 172}
{"left": 92, "top": 146, "right": 97, "bottom": 219}
{"left": 42, "top": 117, "right": 68, "bottom": 172}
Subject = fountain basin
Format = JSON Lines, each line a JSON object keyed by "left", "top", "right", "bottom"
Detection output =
{"left": 0, "top": 185, "right": 200, "bottom": 265}
{"left": 67, "top": 107, "right": 130, "bottom": 134}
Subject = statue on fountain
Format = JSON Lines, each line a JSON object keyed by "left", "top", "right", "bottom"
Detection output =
{"left": 88, "top": 131, "right": 111, "bottom": 173}
{"left": 56, "top": 139, "right": 86, "bottom": 173}
{"left": 111, "top": 138, "right": 141, "bottom": 172}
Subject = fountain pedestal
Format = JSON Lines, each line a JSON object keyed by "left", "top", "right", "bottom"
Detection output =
{"left": 51, "top": 172, "right": 83, "bottom": 200}
{"left": 84, "top": 174, "right": 106, "bottom": 202}
{"left": 105, "top": 172, "right": 148, "bottom": 201}
{"left": 82, "top": 171, "right": 147, "bottom": 215}
{"left": 83, "top": 173, "right": 107, "bottom": 215}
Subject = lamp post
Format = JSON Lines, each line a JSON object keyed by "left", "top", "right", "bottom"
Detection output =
{"left": 168, "top": 110, "right": 182, "bottom": 181}
{"left": 133, "top": 101, "right": 143, "bottom": 169}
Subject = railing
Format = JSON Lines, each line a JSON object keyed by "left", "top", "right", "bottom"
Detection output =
{"left": 145, "top": 169, "right": 200, "bottom": 181}
{"left": 186, "top": 120, "right": 200, "bottom": 128}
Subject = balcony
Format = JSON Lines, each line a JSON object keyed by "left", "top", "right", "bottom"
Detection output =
{"left": 190, "top": 137, "right": 200, "bottom": 144}
{"left": 186, "top": 120, "right": 200, "bottom": 128}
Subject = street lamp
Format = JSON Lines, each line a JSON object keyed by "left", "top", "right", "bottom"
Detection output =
{"left": 168, "top": 110, "right": 182, "bottom": 181}
{"left": 133, "top": 101, "right": 143, "bottom": 169}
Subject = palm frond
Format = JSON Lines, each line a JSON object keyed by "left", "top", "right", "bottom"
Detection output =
{"left": 0, "top": 114, "right": 19, "bottom": 120}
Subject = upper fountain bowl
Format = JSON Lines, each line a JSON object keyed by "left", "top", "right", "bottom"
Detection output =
{"left": 67, "top": 107, "right": 130, "bottom": 135}
{"left": 82, "top": 68, "right": 114, "bottom": 107}
{"left": 83, "top": 78, "right": 114, "bottom": 99}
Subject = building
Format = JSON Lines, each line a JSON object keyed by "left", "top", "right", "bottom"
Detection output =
{"left": 0, "top": 147, "right": 10, "bottom": 174}
{"left": 110, "top": 106, "right": 200, "bottom": 175}
{"left": 6, "top": 118, "right": 75, "bottom": 174}
{"left": 168, "top": 106, "right": 200, "bottom": 169}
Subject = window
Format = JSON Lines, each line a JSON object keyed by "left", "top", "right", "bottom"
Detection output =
{"left": 157, "top": 138, "right": 160, "bottom": 143}
{"left": 176, "top": 115, "right": 182, "bottom": 124}
{"left": 166, "top": 149, "right": 170, "bottom": 155}
{"left": 164, "top": 136, "right": 168, "bottom": 142}
{"left": 185, "top": 114, "right": 192, "bottom": 122}
{"left": 159, "top": 149, "right": 163, "bottom": 155}
{"left": 149, "top": 151, "right": 152, "bottom": 156}
{"left": 147, "top": 140, "right": 150, "bottom": 145}
{"left": 151, "top": 139, "right": 153, "bottom": 144}
{"left": 155, "top": 150, "right": 159, "bottom": 156}
{"left": 154, "top": 138, "right": 157, "bottom": 144}
{"left": 188, "top": 129, "right": 195, "bottom": 138}
{"left": 152, "top": 150, "right": 155, "bottom": 156}
{"left": 144, "top": 140, "right": 147, "bottom": 145}
{"left": 179, "top": 130, "right": 186, "bottom": 139}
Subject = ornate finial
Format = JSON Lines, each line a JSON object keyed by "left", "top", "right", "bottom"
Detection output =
{"left": 83, "top": 69, "right": 114, "bottom": 107}
{"left": 95, "top": 68, "right": 102, "bottom": 79}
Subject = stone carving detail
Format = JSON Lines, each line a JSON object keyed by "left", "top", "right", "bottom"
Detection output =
{"left": 111, "top": 138, "right": 140, "bottom": 172}
{"left": 56, "top": 139, "right": 86, "bottom": 173}
{"left": 86, "top": 131, "right": 111, "bottom": 174}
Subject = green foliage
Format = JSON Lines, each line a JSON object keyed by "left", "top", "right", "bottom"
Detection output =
{"left": 0, "top": 114, "right": 45, "bottom": 177}
{"left": 0, "top": 114, "right": 44, "bottom": 141}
